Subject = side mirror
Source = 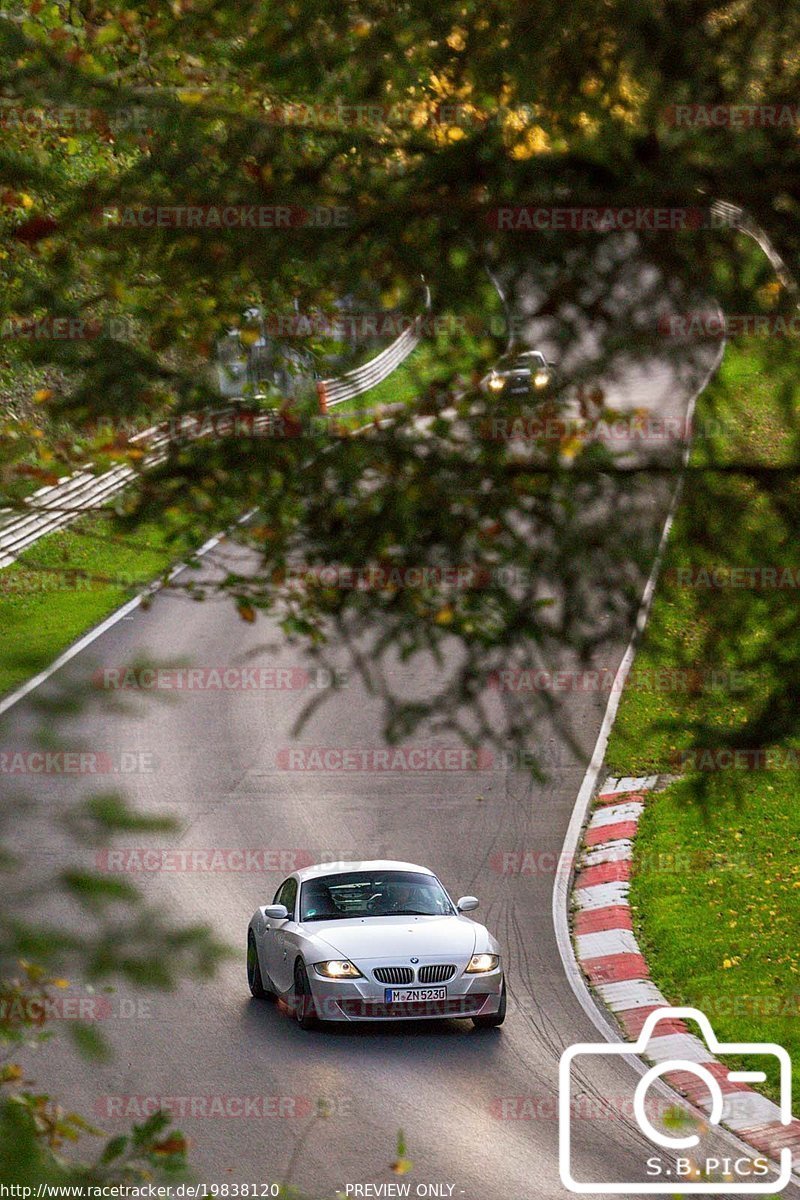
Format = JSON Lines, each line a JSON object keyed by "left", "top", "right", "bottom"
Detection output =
{"left": 457, "top": 896, "right": 479, "bottom": 913}
{"left": 263, "top": 904, "right": 289, "bottom": 922}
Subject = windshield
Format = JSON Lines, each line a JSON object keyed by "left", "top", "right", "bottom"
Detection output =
{"left": 299, "top": 870, "right": 455, "bottom": 922}
{"left": 511, "top": 352, "right": 545, "bottom": 371}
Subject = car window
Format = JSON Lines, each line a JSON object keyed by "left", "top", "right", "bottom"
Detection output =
{"left": 300, "top": 870, "right": 455, "bottom": 921}
{"left": 273, "top": 877, "right": 298, "bottom": 917}
{"left": 281, "top": 877, "right": 298, "bottom": 916}
{"left": 513, "top": 352, "right": 545, "bottom": 370}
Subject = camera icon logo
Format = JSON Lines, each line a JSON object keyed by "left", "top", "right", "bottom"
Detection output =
{"left": 559, "top": 1006, "right": 793, "bottom": 1194}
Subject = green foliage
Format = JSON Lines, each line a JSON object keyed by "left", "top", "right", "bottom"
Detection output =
{"left": 1, "top": 0, "right": 800, "bottom": 1190}
{"left": 608, "top": 340, "right": 800, "bottom": 1109}
{"left": 0, "top": 1096, "right": 189, "bottom": 1186}
{"left": 607, "top": 339, "right": 800, "bottom": 789}
{"left": 0, "top": 0, "right": 798, "bottom": 765}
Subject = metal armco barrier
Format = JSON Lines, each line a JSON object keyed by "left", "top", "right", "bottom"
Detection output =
{"left": 0, "top": 286, "right": 432, "bottom": 568}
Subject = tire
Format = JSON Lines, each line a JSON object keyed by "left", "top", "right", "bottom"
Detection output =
{"left": 247, "top": 932, "right": 271, "bottom": 999}
{"left": 472, "top": 980, "right": 506, "bottom": 1029}
{"left": 293, "top": 960, "right": 319, "bottom": 1030}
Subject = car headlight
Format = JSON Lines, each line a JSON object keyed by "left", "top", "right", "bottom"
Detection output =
{"left": 533, "top": 370, "right": 550, "bottom": 388}
{"left": 314, "top": 960, "right": 363, "bottom": 979}
{"left": 488, "top": 373, "right": 505, "bottom": 391}
{"left": 465, "top": 953, "right": 500, "bottom": 973}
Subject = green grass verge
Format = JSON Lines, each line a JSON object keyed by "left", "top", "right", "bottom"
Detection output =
{"left": 630, "top": 774, "right": 800, "bottom": 1109}
{"left": 0, "top": 514, "right": 177, "bottom": 698}
{"left": 604, "top": 338, "right": 800, "bottom": 1108}
{"left": 337, "top": 345, "right": 428, "bottom": 412}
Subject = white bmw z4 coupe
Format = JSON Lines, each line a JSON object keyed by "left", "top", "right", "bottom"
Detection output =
{"left": 247, "top": 860, "right": 506, "bottom": 1030}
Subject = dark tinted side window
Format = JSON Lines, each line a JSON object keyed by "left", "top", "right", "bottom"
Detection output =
{"left": 275, "top": 876, "right": 298, "bottom": 918}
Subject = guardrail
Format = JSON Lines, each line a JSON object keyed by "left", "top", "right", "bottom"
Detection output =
{"left": 5, "top": 204, "right": 789, "bottom": 573}
{"left": 322, "top": 287, "right": 431, "bottom": 407}
{"left": 0, "top": 466, "right": 136, "bottom": 570}
{"left": 0, "top": 286, "right": 432, "bottom": 568}
{"left": 710, "top": 200, "right": 797, "bottom": 293}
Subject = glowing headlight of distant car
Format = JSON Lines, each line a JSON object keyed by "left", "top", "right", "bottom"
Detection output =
{"left": 488, "top": 373, "right": 505, "bottom": 391}
{"left": 465, "top": 953, "right": 500, "bottom": 973}
{"left": 314, "top": 960, "right": 363, "bottom": 979}
{"left": 533, "top": 369, "right": 550, "bottom": 388}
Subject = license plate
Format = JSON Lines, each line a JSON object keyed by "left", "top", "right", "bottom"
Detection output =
{"left": 384, "top": 986, "right": 447, "bottom": 1003}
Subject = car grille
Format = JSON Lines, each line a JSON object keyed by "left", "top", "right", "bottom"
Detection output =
{"left": 418, "top": 964, "right": 456, "bottom": 983}
{"left": 373, "top": 966, "right": 414, "bottom": 985}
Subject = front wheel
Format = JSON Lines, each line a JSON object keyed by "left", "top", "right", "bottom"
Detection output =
{"left": 472, "top": 980, "right": 506, "bottom": 1029}
{"left": 293, "top": 961, "right": 319, "bottom": 1030}
{"left": 247, "top": 932, "right": 271, "bottom": 999}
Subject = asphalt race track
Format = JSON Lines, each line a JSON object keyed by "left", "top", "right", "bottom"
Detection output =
{"left": 4, "top": 262, "right": 796, "bottom": 1199}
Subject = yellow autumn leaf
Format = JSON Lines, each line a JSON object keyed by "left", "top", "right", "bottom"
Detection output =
{"left": 560, "top": 434, "right": 584, "bottom": 460}
{"left": 33, "top": 388, "right": 53, "bottom": 403}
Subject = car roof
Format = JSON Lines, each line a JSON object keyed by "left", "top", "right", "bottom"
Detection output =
{"left": 295, "top": 859, "right": 435, "bottom": 883}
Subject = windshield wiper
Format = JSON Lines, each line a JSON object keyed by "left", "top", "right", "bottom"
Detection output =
{"left": 388, "top": 909, "right": 436, "bottom": 916}
{"left": 304, "top": 910, "right": 440, "bottom": 921}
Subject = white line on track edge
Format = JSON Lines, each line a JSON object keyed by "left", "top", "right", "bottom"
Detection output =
{"left": 550, "top": 331, "right": 800, "bottom": 1186}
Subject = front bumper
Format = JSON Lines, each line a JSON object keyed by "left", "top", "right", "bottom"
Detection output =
{"left": 309, "top": 967, "right": 505, "bottom": 1023}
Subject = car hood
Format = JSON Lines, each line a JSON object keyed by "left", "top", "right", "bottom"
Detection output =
{"left": 310, "top": 915, "right": 478, "bottom": 961}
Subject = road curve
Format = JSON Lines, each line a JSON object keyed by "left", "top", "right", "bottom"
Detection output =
{"left": 4, "top": 258, "right": 794, "bottom": 1199}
